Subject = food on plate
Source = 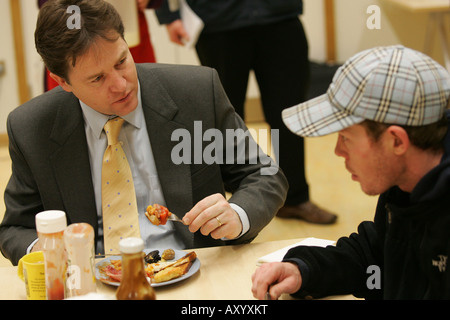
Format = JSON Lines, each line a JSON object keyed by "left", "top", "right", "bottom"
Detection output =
{"left": 153, "top": 251, "right": 196, "bottom": 283}
{"left": 145, "top": 259, "right": 178, "bottom": 275}
{"left": 99, "top": 249, "right": 197, "bottom": 285}
{"left": 161, "top": 248, "right": 175, "bottom": 260}
{"left": 145, "top": 204, "right": 172, "bottom": 225}
{"left": 144, "top": 250, "right": 161, "bottom": 264}
{"left": 104, "top": 264, "right": 122, "bottom": 282}
{"left": 153, "top": 260, "right": 193, "bottom": 283}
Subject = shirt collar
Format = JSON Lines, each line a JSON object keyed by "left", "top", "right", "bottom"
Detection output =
{"left": 80, "top": 81, "right": 143, "bottom": 139}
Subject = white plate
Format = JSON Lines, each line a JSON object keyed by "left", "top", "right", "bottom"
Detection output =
{"left": 95, "top": 248, "right": 200, "bottom": 287}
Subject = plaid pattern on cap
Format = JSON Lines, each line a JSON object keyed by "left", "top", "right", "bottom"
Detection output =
{"left": 282, "top": 45, "right": 450, "bottom": 137}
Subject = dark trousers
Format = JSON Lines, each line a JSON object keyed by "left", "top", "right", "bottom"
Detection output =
{"left": 196, "top": 18, "right": 310, "bottom": 205}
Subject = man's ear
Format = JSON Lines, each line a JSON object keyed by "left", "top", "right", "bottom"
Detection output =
{"left": 386, "top": 125, "right": 410, "bottom": 156}
{"left": 49, "top": 72, "right": 73, "bottom": 93}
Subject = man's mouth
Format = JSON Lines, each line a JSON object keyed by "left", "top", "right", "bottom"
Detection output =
{"left": 115, "top": 92, "right": 131, "bottom": 104}
{"left": 345, "top": 164, "right": 358, "bottom": 181}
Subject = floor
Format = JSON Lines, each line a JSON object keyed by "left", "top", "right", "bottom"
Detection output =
{"left": 0, "top": 120, "right": 378, "bottom": 267}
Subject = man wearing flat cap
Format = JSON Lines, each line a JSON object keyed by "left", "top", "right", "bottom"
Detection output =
{"left": 252, "top": 45, "right": 450, "bottom": 300}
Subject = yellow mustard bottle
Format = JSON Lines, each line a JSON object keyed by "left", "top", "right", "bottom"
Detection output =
{"left": 116, "top": 237, "right": 156, "bottom": 300}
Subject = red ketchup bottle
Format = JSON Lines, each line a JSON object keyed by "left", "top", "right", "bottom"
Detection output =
{"left": 35, "top": 210, "right": 67, "bottom": 300}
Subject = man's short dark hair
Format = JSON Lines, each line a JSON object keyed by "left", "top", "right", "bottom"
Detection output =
{"left": 35, "top": 0, "right": 124, "bottom": 82}
{"left": 361, "top": 115, "right": 449, "bottom": 153}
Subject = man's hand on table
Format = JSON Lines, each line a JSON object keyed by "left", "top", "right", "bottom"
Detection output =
{"left": 251, "top": 262, "right": 302, "bottom": 300}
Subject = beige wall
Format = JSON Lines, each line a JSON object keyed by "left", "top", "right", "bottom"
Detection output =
{"left": 333, "top": 0, "right": 448, "bottom": 64}
{"left": 0, "top": 0, "right": 20, "bottom": 135}
{"left": 1, "top": 0, "right": 449, "bottom": 135}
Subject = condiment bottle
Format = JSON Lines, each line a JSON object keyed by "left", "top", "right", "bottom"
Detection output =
{"left": 35, "top": 210, "right": 67, "bottom": 300}
{"left": 116, "top": 237, "right": 156, "bottom": 300}
{"left": 64, "top": 223, "right": 97, "bottom": 298}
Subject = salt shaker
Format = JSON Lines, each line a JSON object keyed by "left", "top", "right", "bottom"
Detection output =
{"left": 64, "top": 223, "right": 97, "bottom": 298}
{"left": 35, "top": 210, "right": 67, "bottom": 300}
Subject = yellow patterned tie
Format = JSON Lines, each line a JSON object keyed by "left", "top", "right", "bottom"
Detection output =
{"left": 102, "top": 117, "right": 141, "bottom": 254}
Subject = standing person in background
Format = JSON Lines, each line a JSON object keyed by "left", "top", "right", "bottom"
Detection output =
{"left": 38, "top": 0, "right": 162, "bottom": 91}
{"left": 156, "top": 0, "right": 337, "bottom": 224}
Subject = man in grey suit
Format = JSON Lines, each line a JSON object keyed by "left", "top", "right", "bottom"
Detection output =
{"left": 0, "top": 0, "right": 287, "bottom": 265}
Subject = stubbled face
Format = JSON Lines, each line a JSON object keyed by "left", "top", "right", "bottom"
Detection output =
{"left": 334, "top": 124, "right": 404, "bottom": 196}
{"left": 56, "top": 35, "right": 139, "bottom": 117}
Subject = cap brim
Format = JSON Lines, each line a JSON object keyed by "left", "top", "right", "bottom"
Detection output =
{"left": 282, "top": 93, "right": 365, "bottom": 137}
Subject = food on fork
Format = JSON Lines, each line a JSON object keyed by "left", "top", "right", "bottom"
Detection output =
{"left": 145, "top": 204, "right": 172, "bottom": 225}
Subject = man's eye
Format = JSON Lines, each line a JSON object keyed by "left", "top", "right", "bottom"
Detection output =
{"left": 93, "top": 75, "right": 103, "bottom": 83}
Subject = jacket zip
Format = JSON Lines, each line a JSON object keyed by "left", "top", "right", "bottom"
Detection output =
{"left": 385, "top": 204, "right": 392, "bottom": 224}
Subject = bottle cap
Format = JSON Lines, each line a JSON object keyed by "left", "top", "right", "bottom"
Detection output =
{"left": 35, "top": 210, "right": 67, "bottom": 234}
{"left": 119, "top": 237, "right": 144, "bottom": 254}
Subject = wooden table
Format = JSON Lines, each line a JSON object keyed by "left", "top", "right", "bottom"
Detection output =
{"left": 0, "top": 238, "right": 353, "bottom": 300}
{"left": 383, "top": 0, "right": 450, "bottom": 71}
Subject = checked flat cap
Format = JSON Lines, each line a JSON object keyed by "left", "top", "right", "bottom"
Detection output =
{"left": 282, "top": 45, "right": 450, "bottom": 137}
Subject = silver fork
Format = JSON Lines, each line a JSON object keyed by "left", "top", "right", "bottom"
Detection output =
{"left": 168, "top": 212, "right": 184, "bottom": 223}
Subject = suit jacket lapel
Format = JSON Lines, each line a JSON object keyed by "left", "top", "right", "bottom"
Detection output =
{"left": 138, "top": 67, "right": 194, "bottom": 217}
{"left": 48, "top": 94, "right": 98, "bottom": 230}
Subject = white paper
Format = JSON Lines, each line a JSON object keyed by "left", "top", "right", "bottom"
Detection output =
{"left": 179, "top": 0, "right": 204, "bottom": 48}
{"left": 256, "top": 237, "right": 335, "bottom": 266}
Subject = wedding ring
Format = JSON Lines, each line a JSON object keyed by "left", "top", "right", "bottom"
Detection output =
{"left": 215, "top": 217, "right": 223, "bottom": 227}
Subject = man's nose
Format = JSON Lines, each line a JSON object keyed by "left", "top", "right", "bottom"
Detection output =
{"left": 109, "top": 70, "right": 126, "bottom": 92}
{"left": 334, "top": 137, "right": 347, "bottom": 159}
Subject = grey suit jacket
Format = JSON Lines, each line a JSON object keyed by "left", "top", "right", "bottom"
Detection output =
{"left": 0, "top": 63, "right": 288, "bottom": 265}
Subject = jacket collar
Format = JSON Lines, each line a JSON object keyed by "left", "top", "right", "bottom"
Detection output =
{"left": 136, "top": 64, "right": 194, "bottom": 222}
{"left": 47, "top": 89, "right": 98, "bottom": 230}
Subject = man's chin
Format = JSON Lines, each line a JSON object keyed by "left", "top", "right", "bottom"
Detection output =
{"left": 360, "top": 185, "right": 382, "bottom": 196}
{"left": 114, "top": 95, "right": 138, "bottom": 116}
